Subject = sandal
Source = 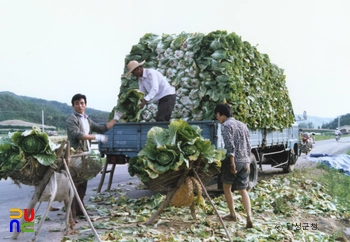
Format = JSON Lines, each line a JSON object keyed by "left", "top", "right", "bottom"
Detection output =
{"left": 49, "top": 206, "right": 60, "bottom": 211}
{"left": 222, "top": 214, "right": 238, "bottom": 222}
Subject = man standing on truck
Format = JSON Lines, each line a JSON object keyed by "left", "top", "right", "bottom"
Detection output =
{"left": 214, "top": 103, "right": 253, "bottom": 228}
{"left": 66, "top": 93, "right": 120, "bottom": 222}
{"left": 126, "top": 60, "right": 176, "bottom": 121}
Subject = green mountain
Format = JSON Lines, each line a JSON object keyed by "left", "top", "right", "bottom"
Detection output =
{"left": 295, "top": 115, "right": 335, "bottom": 129}
{"left": 322, "top": 113, "right": 350, "bottom": 129}
{"left": 0, "top": 91, "right": 110, "bottom": 131}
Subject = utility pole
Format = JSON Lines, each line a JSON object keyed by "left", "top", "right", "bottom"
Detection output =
{"left": 338, "top": 116, "right": 340, "bottom": 129}
{"left": 42, "top": 110, "right": 44, "bottom": 132}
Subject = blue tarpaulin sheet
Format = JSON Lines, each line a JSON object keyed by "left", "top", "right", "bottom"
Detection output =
{"left": 308, "top": 154, "right": 350, "bottom": 176}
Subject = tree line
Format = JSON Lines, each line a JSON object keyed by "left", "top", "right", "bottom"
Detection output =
{"left": 298, "top": 113, "right": 350, "bottom": 130}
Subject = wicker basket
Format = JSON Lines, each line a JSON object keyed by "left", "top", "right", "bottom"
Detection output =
{"left": 9, "top": 153, "right": 103, "bottom": 186}
{"left": 68, "top": 155, "right": 103, "bottom": 185}
{"left": 143, "top": 161, "right": 220, "bottom": 192}
{"left": 8, "top": 156, "right": 50, "bottom": 186}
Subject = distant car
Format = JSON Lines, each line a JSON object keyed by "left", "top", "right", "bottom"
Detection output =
{"left": 46, "top": 131, "right": 58, "bottom": 136}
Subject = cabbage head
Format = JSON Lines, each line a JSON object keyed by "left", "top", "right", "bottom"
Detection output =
{"left": 128, "top": 119, "right": 225, "bottom": 182}
{"left": 155, "top": 147, "right": 177, "bottom": 167}
{"left": 0, "top": 127, "right": 59, "bottom": 180}
{"left": 10, "top": 126, "right": 58, "bottom": 166}
{"left": 19, "top": 134, "right": 47, "bottom": 154}
{"left": 109, "top": 89, "right": 144, "bottom": 122}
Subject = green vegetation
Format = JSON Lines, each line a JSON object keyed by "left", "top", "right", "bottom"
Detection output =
{"left": 316, "top": 164, "right": 350, "bottom": 212}
{"left": 0, "top": 91, "right": 110, "bottom": 131}
{"left": 0, "top": 127, "right": 58, "bottom": 180}
{"left": 311, "top": 133, "right": 350, "bottom": 142}
{"left": 128, "top": 119, "right": 225, "bottom": 183}
{"left": 118, "top": 30, "right": 295, "bottom": 129}
{"left": 289, "top": 164, "right": 350, "bottom": 214}
{"left": 65, "top": 161, "right": 350, "bottom": 241}
{"left": 322, "top": 113, "right": 350, "bottom": 129}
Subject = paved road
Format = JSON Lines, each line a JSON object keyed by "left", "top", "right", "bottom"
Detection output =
{"left": 1, "top": 137, "right": 349, "bottom": 242}
{"left": 0, "top": 164, "right": 156, "bottom": 242}
{"left": 259, "top": 136, "right": 350, "bottom": 177}
{"left": 307, "top": 135, "right": 350, "bottom": 155}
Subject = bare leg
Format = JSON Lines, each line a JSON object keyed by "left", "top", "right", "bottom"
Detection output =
{"left": 222, "top": 183, "right": 237, "bottom": 219}
{"left": 71, "top": 181, "right": 87, "bottom": 222}
{"left": 238, "top": 189, "right": 253, "bottom": 228}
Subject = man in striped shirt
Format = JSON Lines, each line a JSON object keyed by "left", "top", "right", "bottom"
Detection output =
{"left": 215, "top": 103, "right": 253, "bottom": 228}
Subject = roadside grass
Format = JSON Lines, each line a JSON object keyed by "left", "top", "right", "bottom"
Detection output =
{"left": 289, "top": 151, "right": 350, "bottom": 215}
{"left": 317, "top": 163, "right": 350, "bottom": 211}
{"left": 306, "top": 135, "right": 350, "bottom": 213}
{"left": 312, "top": 133, "right": 350, "bottom": 141}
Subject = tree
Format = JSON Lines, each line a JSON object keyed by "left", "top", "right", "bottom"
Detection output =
{"left": 307, "top": 122, "right": 314, "bottom": 129}
{"left": 298, "top": 123, "right": 307, "bottom": 128}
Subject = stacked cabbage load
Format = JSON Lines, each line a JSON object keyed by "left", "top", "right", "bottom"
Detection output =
{"left": 0, "top": 127, "right": 58, "bottom": 185}
{"left": 0, "top": 127, "right": 103, "bottom": 186}
{"left": 128, "top": 119, "right": 225, "bottom": 192}
{"left": 113, "top": 30, "right": 294, "bottom": 130}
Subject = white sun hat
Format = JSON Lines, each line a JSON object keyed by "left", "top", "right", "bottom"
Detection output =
{"left": 126, "top": 60, "right": 145, "bottom": 77}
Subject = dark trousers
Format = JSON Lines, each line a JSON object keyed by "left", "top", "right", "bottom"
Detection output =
{"left": 155, "top": 94, "right": 176, "bottom": 121}
{"left": 71, "top": 181, "right": 87, "bottom": 220}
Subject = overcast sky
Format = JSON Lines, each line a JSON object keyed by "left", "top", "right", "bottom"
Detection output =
{"left": 1, "top": 0, "right": 349, "bottom": 118}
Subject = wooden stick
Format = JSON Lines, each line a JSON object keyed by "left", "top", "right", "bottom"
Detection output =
{"left": 62, "top": 142, "right": 102, "bottom": 242}
{"left": 145, "top": 161, "right": 194, "bottom": 225}
{"left": 144, "top": 189, "right": 177, "bottom": 225}
{"left": 193, "top": 170, "right": 232, "bottom": 242}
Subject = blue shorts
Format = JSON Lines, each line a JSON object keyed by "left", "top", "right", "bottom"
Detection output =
{"left": 221, "top": 157, "right": 250, "bottom": 190}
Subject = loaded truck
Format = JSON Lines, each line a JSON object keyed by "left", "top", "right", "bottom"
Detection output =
{"left": 98, "top": 120, "right": 300, "bottom": 190}
{"left": 98, "top": 30, "right": 300, "bottom": 191}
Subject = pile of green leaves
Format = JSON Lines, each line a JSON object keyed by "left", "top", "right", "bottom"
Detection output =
{"left": 128, "top": 119, "right": 225, "bottom": 183}
{"left": 108, "top": 89, "right": 144, "bottom": 122}
{"left": 64, "top": 169, "right": 347, "bottom": 242}
{"left": 0, "top": 126, "right": 58, "bottom": 180}
{"left": 113, "top": 30, "right": 295, "bottom": 130}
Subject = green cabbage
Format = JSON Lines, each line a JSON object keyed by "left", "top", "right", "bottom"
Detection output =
{"left": 109, "top": 89, "right": 144, "bottom": 122}
{"left": 113, "top": 30, "right": 295, "bottom": 130}
{"left": 128, "top": 120, "right": 225, "bottom": 183}
{"left": 0, "top": 127, "right": 58, "bottom": 180}
{"left": 11, "top": 126, "right": 57, "bottom": 166}
{"left": 19, "top": 133, "right": 48, "bottom": 154}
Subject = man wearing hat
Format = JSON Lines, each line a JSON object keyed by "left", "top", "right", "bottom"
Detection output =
{"left": 126, "top": 60, "right": 176, "bottom": 121}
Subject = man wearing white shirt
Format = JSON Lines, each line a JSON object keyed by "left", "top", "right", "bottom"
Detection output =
{"left": 126, "top": 60, "right": 176, "bottom": 121}
{"left": 334, "top": 128, "right": 342, "bottom": 138}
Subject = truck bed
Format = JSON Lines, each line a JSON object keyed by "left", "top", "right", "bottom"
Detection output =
{"left": 99, "top": 120, "right": 218, "bottom": 159}
{"left": 99, "top": 120, "right": 299, "bottom": 165}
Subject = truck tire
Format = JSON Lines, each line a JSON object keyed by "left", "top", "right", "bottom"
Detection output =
{"left": 283, "top": 150, "right": 296, "bottom": 173}
{"left": 247, "top": 154, "right": 258, "bottom": 191}
{"left": 284, "top": 164, "right": 295, "bottom": 173}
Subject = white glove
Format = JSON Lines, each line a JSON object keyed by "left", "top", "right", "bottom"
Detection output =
{"left": 114, "top": 110, "right": 123, "bottom": 121}
{"left": 95, "top": 134, "right": 108, "bottom": 143}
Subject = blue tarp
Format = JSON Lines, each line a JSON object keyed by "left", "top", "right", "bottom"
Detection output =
{"left": 308, "top": 154, "right": 350, "bottom": 176}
